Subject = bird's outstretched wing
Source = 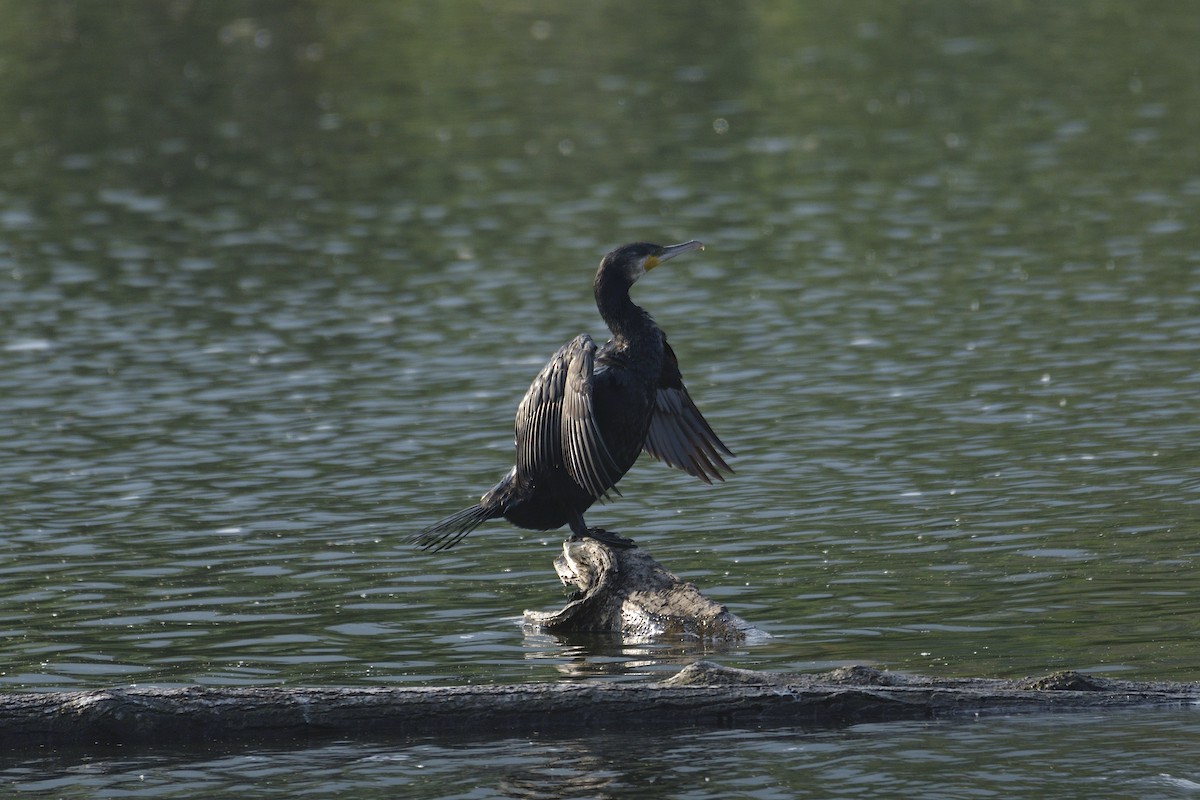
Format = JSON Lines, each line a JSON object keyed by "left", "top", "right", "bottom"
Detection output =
{"left": 514, "top": 334, "right": 624, "bottom": 501}
{"left": 643, "top": 339, "right": 734, "bottom": 483}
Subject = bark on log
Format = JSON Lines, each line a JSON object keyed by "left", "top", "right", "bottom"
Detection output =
{"left": 3, "top": 662, "right": 1197, "bottom": 750}
{"left": 522, "top": 540, "right": 759, "bottom": 640}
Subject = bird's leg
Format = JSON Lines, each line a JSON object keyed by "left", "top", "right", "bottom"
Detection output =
{"left": 566, "top": 512, "right": 590, "bottom": 540}
{"left": 586, "top": 528, "right": 637, "bottom": 549}
{"left": 566, "top": 512, "right": 637, "bottom": 549}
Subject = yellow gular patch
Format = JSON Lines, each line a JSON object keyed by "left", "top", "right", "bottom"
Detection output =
{"left": 643, "top": 255, "right": 660, "bottom": 271}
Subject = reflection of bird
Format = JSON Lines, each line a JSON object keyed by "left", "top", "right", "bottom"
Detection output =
{"left": 410, "top": 241, "right": 733, "bottom": 552}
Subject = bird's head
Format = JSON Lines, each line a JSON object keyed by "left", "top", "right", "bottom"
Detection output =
{"left": 596, "top": 240, "right": 705, "bottom": 286}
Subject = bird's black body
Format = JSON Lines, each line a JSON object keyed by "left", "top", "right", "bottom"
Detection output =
{"left": 410, "top": 241, "right": 732, "bottom": 551}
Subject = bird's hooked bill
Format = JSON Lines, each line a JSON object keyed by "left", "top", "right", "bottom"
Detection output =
{"left": 646, "top": 240, "right": 704, "bottom": 271}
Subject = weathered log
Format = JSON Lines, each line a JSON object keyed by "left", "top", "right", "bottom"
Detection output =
{"left": 2, "top": 662, "right": 1197, "bottom": 750}
{"left": 522, "top": 539, "right": 759, "bottom": 640}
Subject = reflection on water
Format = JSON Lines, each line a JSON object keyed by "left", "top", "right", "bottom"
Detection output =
{"left": 2, "top": 0, "right": 1200, "bottom": 790}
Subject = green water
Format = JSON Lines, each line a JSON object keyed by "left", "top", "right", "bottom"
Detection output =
{"left": 2, "top": 1, "right": 1199, "bottom": 796}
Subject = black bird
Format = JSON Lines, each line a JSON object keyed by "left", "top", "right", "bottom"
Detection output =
{"left": 410, "top": 241, "right": 733, "bottom": 551}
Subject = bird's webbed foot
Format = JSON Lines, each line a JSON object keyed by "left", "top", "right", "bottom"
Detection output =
{"left": 569, "top": 527, "right": 637, "bottom": 549}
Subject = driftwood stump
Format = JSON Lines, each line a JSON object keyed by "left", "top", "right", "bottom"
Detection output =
{"left": 522, "top": 539, "right": 759, "bottom": 641}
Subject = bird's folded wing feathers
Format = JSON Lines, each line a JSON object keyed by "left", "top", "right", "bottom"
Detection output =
{"left": 643, "top": 340, "right": 734, "bottom": 484}
{"left": 562, "top": 336, "right": 624, "bottom": 500}
{"left": 514, "top": 341, "right": 568, "bottom": 478}
{"left": 514, "top": 334, "right": 622, "bottom": 501}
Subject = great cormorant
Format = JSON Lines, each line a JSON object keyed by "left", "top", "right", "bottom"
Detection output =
{"left": 409, "top": 240, "right": 733, "bottom": 551}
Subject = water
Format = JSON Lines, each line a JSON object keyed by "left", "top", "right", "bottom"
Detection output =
{"left": 2, "top": 0, "right": 1199, "bottom": 795}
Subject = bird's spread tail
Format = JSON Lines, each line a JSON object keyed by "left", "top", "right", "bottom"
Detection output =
{"left": 407, "top": 504, "right": 496, "bottom": 552}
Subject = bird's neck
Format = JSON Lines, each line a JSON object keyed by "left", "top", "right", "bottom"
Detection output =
{"left": 594, "top": 277, "right": 660, "bottom": 349}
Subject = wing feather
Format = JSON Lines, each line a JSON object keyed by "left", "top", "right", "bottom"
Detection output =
{"left": 514, "top": 341, "right": 567, "bottom": 479}
{"left": 643, "top": 339, "right": 734, "bottom": 483}
{"left": 563, "top": 338, "right": 624, "bottom": 500}
{"left": 513, "top": 334, "right": 623, "bottom": 502}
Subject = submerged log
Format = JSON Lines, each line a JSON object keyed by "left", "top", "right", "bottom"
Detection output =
{"left": 2, "top": 662, "right": 1198, "bottom": 749}
{"left": 522, "top": 539, "right": 759, "bottom": 641}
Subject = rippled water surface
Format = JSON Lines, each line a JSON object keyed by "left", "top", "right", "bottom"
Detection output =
{"left": 2, "top": 0, "right": 1199, "bottom": 795}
